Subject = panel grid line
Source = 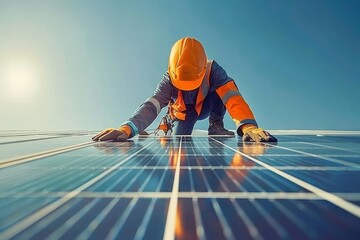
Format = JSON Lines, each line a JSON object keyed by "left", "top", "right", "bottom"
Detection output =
{"left": 266, "top": 143, "right": 360, "bottom": 167}
{"left": 163, "top": 136, "right": 182, "bottom": 240}
{"left": 0, "top": 136, "right": 69, "bottom": 145}
{"left": 6, "top": 166, "right": 359, "bottom": 170}
{"left": 210, "top": 137, "right": 360, "bottom": 219}
{"left": 0, "top": 140, "right": 154, "bottom": 240}
{"left": 1, "top": 132, "right": 360, "bottom": 238}
{"left": 0, "top": 142, "right": 94, "bottom": 168}
{"left": 299, "top": 141, "right": 360, "bottom": 154}
{"left": 3, "top": 191, "right": 360, "bottom": 200}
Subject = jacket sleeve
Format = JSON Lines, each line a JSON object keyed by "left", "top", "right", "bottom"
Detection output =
{"left": 121, "top": 73, "right": 173, "bottom": 137}
{"left": 211, "top": 61, "right": 258, "bottom": 129}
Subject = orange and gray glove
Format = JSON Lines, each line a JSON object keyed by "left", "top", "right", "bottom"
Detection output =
{"left": 92, "top": 125, "right": 131, "bottom": 142}
{"left": 238, "top": 124, "right": 277, "bottom": 142}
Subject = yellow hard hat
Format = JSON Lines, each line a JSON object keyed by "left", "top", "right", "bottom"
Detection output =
{"left": 168, "top": 37, "right": 207, "bottom": 91}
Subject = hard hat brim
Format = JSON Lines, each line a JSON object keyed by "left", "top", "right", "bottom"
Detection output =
{"left": 170, "top": 70, "right": 205, "bottom": 91}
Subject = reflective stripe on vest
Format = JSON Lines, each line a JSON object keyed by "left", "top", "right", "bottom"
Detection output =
{"left": 171, "top": 60, "right": 213, "bottom": 120}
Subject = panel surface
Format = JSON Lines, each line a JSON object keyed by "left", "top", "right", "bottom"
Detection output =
{"left": 0, "top": 131, "right": 359, "bottom": 239}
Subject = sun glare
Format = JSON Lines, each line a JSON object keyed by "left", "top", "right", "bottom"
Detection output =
{"left": 1, "top": 62, "right": 38, "bottom": 99}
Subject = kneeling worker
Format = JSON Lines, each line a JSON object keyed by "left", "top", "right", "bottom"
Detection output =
{"left": 93, "top": 37, "right": 277, "bottom": 142}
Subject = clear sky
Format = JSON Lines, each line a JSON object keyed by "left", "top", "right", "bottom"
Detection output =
{"left": 0, "top": 0, "right": 359, "bottom": 131}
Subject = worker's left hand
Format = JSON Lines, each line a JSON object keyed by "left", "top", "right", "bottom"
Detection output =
{"left": 92, "top": 128, "right": 128, "bottom": 142}
{"left": 239, "top": 125, "right": 277, "bottom": 142}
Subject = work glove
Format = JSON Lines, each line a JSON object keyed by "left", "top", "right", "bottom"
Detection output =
{"left": 92, "top": 126, "right": 130, "bottom": 142}
{"left": 238, "top": 124, "right": 277, "bottom": 142}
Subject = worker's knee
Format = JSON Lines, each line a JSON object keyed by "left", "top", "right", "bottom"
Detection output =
{"left": 171, "top": 107, "right": 199, "bottom": 135}
{"left": 172, "top": 118, "right": 196, "bottom": 135}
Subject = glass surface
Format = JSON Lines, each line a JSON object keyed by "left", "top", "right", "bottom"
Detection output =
{"left": 0, "top": 135, "right": 93, "bottom": 160}
{"left": 0, "top": 132, "right": 360, "bottom": 239}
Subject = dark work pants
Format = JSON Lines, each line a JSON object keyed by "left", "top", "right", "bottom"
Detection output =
{"left": 173, "top": 91, "right": 226, "bottom": 135}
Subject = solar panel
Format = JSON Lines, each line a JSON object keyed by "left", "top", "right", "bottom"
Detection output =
{"left": 0, "top": 130, "right": 360, "bottom": 239}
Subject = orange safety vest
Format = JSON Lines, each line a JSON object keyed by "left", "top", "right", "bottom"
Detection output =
{"left": 170, "top": 60, "right": 213, "bottom": 120}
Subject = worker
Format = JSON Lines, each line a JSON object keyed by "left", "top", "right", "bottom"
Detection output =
{"left": 93, "top": 37, "right": 277, "bottom": 142}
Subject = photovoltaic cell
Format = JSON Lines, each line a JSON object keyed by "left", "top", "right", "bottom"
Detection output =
{"left": 0, "top": 131, "right": 360, "bottom": 239}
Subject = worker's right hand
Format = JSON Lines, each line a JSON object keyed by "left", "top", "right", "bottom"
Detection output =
{"left": 92, "top": 128, "right": 128, "bottom": 142}
{"left": 240, "top": 124, "right": 277, "bottom": 142}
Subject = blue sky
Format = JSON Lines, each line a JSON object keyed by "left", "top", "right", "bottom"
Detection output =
{"left": 0, "top": 0, "right": 359, "bottom": 131}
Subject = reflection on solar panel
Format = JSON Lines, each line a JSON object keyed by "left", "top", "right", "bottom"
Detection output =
{"left": 1, "top": 130, "right": 360, "bottom": 239}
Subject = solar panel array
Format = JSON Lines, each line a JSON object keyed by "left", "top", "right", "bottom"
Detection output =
{"left": 0, "top": 130, "right": 360, "bottom": 239}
